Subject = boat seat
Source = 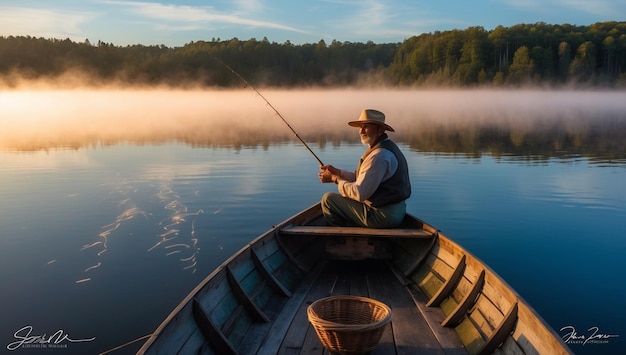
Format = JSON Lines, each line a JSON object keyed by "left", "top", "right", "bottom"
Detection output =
{"left": 280, "top": 225, "right": 434, "bottom": 238}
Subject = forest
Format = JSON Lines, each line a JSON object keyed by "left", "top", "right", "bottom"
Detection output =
{"left": 1, "top": 21, "right": 625, "bottom": 88}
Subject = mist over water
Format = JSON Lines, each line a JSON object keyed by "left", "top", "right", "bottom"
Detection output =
{"left": 2, "top": 89, "right": 625, "bottom": 163}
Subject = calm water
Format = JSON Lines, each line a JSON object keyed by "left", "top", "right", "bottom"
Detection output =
{"left": 1, "top": 90, "right": 625, "bottom": 354}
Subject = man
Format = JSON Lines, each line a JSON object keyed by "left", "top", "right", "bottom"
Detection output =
{"left": 318, "top": 109, "right": 411, "bottom": 228}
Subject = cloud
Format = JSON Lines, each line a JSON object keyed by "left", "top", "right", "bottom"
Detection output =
{"left": 97, "top": 0, "right": 305, "bottom": 33}
{"left": 0, "top": 6, "right": 93, "bottom": 39}
{"left": 316, "top": 0, "right": 417, "bottom": 41}
{"left": 352, "top": 0, "right": 391, "bottom": 26}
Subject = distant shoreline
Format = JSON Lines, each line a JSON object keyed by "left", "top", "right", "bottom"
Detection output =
{"left": 2, "top": 21, "right": 626, "bottom": 89}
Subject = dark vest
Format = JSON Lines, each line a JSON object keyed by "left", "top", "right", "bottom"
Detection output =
{"left": 356, "top": 135, "right": 411, "bottom": 207}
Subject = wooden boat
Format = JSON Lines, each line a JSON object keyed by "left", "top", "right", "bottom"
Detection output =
{"left": 138, "top": 203, "right": 572, "bottom": 354}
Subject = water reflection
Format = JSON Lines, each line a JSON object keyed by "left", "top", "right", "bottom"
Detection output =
{"left": 398, "top": 111, "right": 626, "bottom": 165}
{"left": 149, "top": 182, "right": 202, "bottom": 273}
{"left": 1, "top": 90, "right": 625, "bottom": 165}
{"left": 76, "top": 177, "right": 203, "bottom": 283}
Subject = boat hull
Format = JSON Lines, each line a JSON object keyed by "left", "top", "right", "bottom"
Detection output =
{"left": 138, "top": 203, "right": 571, "bottom": 354}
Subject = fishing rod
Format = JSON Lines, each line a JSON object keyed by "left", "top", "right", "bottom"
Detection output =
{"left": 210, "top": 55, "right": 324, "bottom": 166}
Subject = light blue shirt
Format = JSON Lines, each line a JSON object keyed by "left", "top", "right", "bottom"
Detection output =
{"left": 336, "top": 147, "right": 398, "bottom": 203}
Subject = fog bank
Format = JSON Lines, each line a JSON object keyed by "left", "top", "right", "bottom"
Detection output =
{"left": 1, "top": 89, "right": 625, "bottom": 154}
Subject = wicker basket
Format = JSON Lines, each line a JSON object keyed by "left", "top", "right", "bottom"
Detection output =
{"left": 307, "top": 295, "right": 392, "bottom": 354}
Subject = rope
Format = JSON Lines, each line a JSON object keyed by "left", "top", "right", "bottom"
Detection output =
{"left": 98, "top": 334, "right": 152, "bottom": 355}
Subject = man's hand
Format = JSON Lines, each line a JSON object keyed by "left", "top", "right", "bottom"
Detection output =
{"left": 319, "top": 165, "right": 339, "bottom": 183}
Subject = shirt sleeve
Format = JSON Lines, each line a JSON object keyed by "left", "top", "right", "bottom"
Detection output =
{"left": 337, "top": 169, "right": 356, "bottom": 182}
{"left": 337, "top": 149, "right": 397, "bottom": 202}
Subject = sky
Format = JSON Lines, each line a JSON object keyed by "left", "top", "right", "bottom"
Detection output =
{"left": 0, "top": 0, "right": 624, "bottom": 47}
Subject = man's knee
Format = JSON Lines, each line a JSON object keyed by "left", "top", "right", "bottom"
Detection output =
{"left": 321, "top": 192, "right": 339, "bottom": 213}
{"left": 321, "top": 191, "right": 335, "bottom": 202}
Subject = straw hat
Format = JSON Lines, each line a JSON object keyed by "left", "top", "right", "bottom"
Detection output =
{"left": 348, "top": 109, "right": 394, "bottom": 132}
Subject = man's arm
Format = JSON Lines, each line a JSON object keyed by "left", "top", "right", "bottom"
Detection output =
{"left": 338, "top": 150, "right": 397, "bottom": 202}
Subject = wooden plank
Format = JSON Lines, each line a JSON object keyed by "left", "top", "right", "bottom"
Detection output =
{"left": 195, "top": 271, "right": 233, "bottom": 325}
{"left": 251, "top": 235, "right": 282, "bottom": 260}
{"left": 363, "top": 264, "right": 404, "bottom": 355}
{"left": 276, "top": 261, "right": 336, "bottom": 354}
{"left": 251, "top": 280, "right": 274, "bottom": 311}
{"left": 299, "top": 325, "right": 325, "bottom": 355}
{"left": 192, "top": 298, "right": 237, "bottom": 355}
{"left": 430, "top": 253, "right": 457, "bottom": 281}
{"left": 468, "top": 294, "right": 505, "bottom": 338}
{"left": 427, "top": 255, "right": 467, "bottom": 307}
{"left": 330, "top": 262, "right": 351, "bottom": 295}
{"left": 298, "top": 265, "right": 344, "bottom": 354}
{"left": 409, "top": 252, "right": 445, "bottom": 299}
{"left": 237, "top": 288, "right": 291, "bottom": 354}
{"left": 366, "top": 261, "right": 448, "bottom": 354}
{"left": 225, "top": 308, "right": 253, "bottom": 348}
{"left": 477, "top": 302, "right": 518, "bottom": 355}
{"left": 440, "top": 293, "right": 460, "bottom": 318}
{"left": 455, "top": 299, "right": 519, "bottom": 354}
{"left": 277, "top": 234, "right": 324, "bottom": 273}
{"left": 139, "top": 303, "right": 199, "bottom": 354}
{"left": 211, "top": 291, "right": 241, "bottom": 329}
{"left": 265, "top": 247, "right": 289, "bottom": 272}
{"left": 324, "top": 237, "right": 392, "bottom": 260}
{"left": 258, "top": 261, "right": 328, "bottom": 354}
{"left": 347, "top": 262, "right": 370, "bottom": 297}
{"left": 142, "top": 271, "right": 237, "bottom": 353}
{"left": 455, "top": 317, "right": 486, "bottom": 354}
{"left": 254, "top": 235, "right": 308, "bottom": 293}
{"left": 442, "top": 270, "right": 485, "bottom": 327}
{"left": 226, "top": 266, "right": 269, "bottom": 323}
{"left": 436, "top": 238, "right": 467, "bottom": 267}
{"left": 251, "top": 248, "right": 293, "bottom": 297}
{"left": 176, "top": 328, "right": 215, "bottom": 355}
{"left": 238, "top": 258, "right": 322, "bottom": 354}
{"left": 497, "top": 336, "right": 526, "bottom": 355}
{"left": 273, "top": 259, "right": 305, "bottom": 294}
{"left": 417, "top": 269, "right": 445, "bottom": 300}
{"left": 402, "top": 273, "right": 468, "bottom": 354}
{"left": 275, "top": 233, "right": 310, "bottom": 273}
{"left": 404, "top": 233, "right": 439, "bottom": 277}
{"left": 479, "top": 273, "right": 517, "bottom": 318}
{"left": 445, "top": 277, "right": 472, "bottom": 312}
{"left": 513, "top": 301, "right": 572, "bottom": 355}
{"left": 280, "top": 225, "right": 433, "bottom": 238}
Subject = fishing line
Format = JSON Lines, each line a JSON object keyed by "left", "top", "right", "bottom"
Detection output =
{"left": 98, "top": 333, "right": 151, "bottom": 354}
{"left": 210, "top": 55, "right": 324, "bottom": 166}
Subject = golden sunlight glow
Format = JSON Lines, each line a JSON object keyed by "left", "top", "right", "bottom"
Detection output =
{"left": 1, "top": 89, "right": 625, "bottom": 151}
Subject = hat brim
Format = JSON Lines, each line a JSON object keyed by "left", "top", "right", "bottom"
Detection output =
{"left": 348, "top": 120, "right": 395, "bottom": 132}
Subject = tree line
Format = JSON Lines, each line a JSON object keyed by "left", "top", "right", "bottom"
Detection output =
{"left": 1, "top": 21, "right": 625, "bottom": 88}
{"left": 390, "top": 22, "right": 626, "bottom": 86}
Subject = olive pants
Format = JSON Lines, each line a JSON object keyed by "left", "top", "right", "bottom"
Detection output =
{"left": 321, "top": 192, "right": 406, "bottom": 228}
